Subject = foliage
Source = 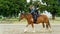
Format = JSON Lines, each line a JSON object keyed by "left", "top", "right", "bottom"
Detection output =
{"left": 42, "top": 0, "right": 60, "bottom": 16}
{"left": 0, "top": 0, "right": 26, "bottom": 17}
{"left": 0, "top": 0, "right": 60, "bottom": 17}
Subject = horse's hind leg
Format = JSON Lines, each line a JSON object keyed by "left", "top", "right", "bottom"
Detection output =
{"left": 45, "top": 23, "right": 49, "bottom": 32}
{"left": 48, "top": 21, "right": 51, "bottom": 28}
{"left": 46, "top": 20, "right": 50, "bottom": 29}
{"left": 46, "top": 23, "right": 49, "bottom": 29}
{"left": 46, "top": 21, "right": 52, "bottom": 32}
{"left": 42, "top": 23, "right": 45, "bottom": 28}
{"left": 48, "top": 21, "right": 52, "bottom": 31}
{"left": 41, "top": 23, "right": 45, "bottom": 32}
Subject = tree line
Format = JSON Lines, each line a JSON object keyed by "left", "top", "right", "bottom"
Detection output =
{"left": 0, "top": 0, "right": 60, "bottom": 19}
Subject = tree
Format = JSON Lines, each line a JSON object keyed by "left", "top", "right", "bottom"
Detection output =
{"left": 0, "top": 0, "right": 27, "bottom": 17}
{"left": 42, "top": 0, "right": 59, "bottom": 20}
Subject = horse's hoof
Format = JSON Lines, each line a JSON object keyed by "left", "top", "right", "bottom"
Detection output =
{"left": 41, "top": 30, "right": 44, "bottom": 32}
{"left": 46, "top": 29, "right": 52, "bottom": 32}
{"left": 32, "top": 31, "right": 35, "bottom": 32}
{"left": 24, "top": 30, "right": 27, "bottom": 33}
{"left": 32, "top": 30, "right": 36, "bottom": 32}
{"left": 40, "top": 28, "right": 45, "bottom": 32}
{"left": 48, "top": 29, "right": 52, "bottom": 32}
{"left": 24, "top": 29, "right": 27, "bottom": 33}
{"left": 41, "top": 30, "right": 45, "bottom": 32}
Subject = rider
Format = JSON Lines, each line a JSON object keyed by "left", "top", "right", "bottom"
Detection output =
{"left": 29, "top": 5, "right": 35, "bottom": 13}
{"left": 35, "top": 2, "right": 40, "bottom": 17}
{"left": 29, "top": 5, "right": 36, "bottom": 22}
{"left": 29, "top": 4, "right": 39, "bottom": 23}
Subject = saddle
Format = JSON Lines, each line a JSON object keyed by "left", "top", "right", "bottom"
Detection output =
{"left": 32, "top": 13, "right": 39, "bottom": 24}
{"left": 31, "top": 9, "right": 39, "bottom": 23}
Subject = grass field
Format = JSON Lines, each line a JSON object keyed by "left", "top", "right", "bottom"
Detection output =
{"left": 0, "top": 17, "right": 60, "bottom": 24}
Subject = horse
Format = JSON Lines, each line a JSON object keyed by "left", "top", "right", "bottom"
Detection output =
{"left": 19, "top": 13, "right": 52, "bottom": 32}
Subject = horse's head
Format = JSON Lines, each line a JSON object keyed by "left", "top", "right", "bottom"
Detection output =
{"left": 19, "top": 13, "right": 25, "bottom": 21}
{"left": 19, "top": 13, "right": 33, "bottom": 22}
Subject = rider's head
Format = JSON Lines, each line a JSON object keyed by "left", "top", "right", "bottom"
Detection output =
{"left": 29, "top": 5, "right": 33, "bottom": 9}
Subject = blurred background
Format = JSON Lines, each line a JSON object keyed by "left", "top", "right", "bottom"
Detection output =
{"left": 0, "top": 0, "right": 60, "bottom": 24}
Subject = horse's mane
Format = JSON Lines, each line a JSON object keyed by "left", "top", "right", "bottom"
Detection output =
{"left": 25, "top": 13, "right": 33, "bottom": 18}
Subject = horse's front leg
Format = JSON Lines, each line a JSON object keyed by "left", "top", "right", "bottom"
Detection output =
{"left": 31, "top": 23, "right": 35, "bottom": 32}
{"left": 24, "top": 24, "right": 29, "bottom": 32}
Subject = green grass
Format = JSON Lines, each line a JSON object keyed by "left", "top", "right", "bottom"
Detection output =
{"left": 0, "top": 17, "right": 60, "bottom": 24}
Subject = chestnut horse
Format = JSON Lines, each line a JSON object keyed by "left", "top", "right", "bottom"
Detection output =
{"left": 19, "top": 13, "right": 51, "bottom": 32}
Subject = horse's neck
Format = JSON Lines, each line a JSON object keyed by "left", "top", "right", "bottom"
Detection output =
{"left": 25, "top": 14, "right": 32, "bottom": 20}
